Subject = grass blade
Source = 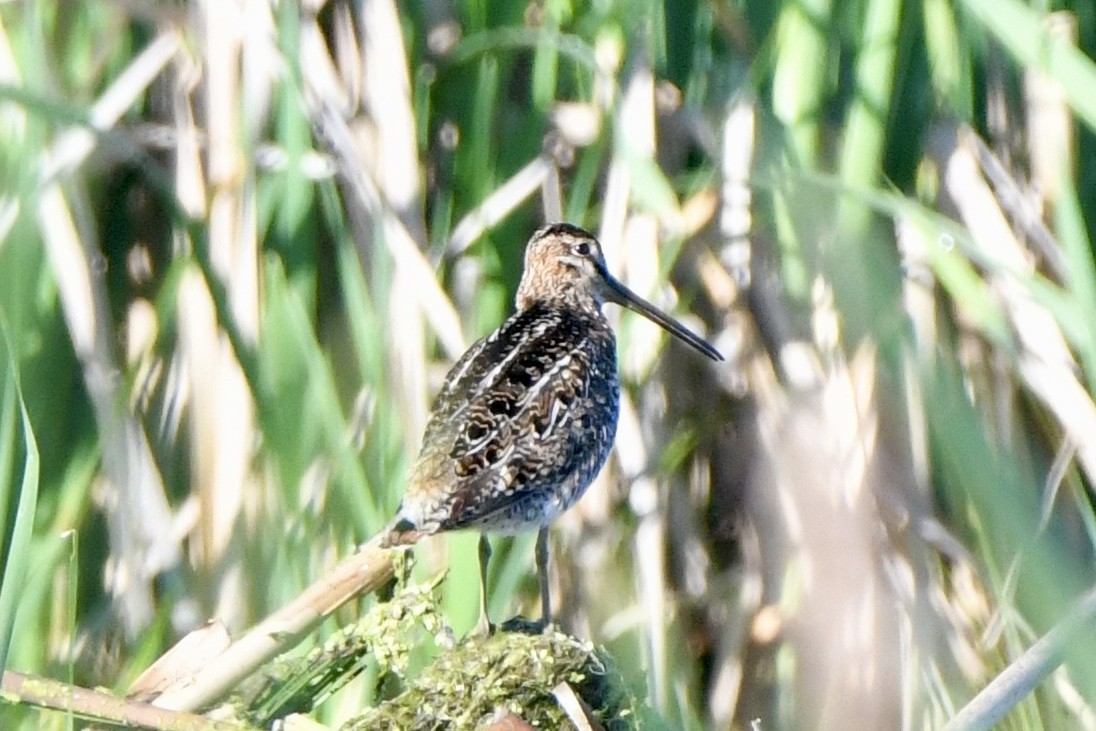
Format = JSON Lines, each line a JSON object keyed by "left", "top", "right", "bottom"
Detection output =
{"left": 0, "top": 317, "right": 40, "bottom": 674}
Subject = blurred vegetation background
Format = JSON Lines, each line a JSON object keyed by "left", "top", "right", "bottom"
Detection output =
{"left": 1, "top": 0, "right": 1096, "bottom": 728}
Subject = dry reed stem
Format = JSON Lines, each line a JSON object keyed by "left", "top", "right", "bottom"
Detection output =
{"left": 360, "top": 0, "right": 431, "bottom": 447}
{"left": 361, "top": 0, "right": 423, "bottom": 230}
{"left": 447, "top": 154, "right": 557, "bottom": 255}
{"left": 1, "top": 670, "right": 252, "bottom": 731}
{"left": 945, "top": 128, "right": 1096, "bottom": 491}
{"left": 963, "top": 130, "right": 1064, "bottom": 280}
{"left": 186, "top": 0, "right": 262, "bottom": 627}
{"left": 304, "top": 89, "right": 466, "bottom": 361}
{"left": 128, "top": 621, "right": 232, "bottom": 703}
{"left": 612, "top": 57, "right": 673, "bottom": 714}
{"left": 552, "top": 680, "right": 607, "bottom": 731}
{"left": 944, "top": 584, "right": 1096, "bottom": 731}
{"left": 36, "top": 30, "right": 184, "bottom": 638}
{"left": 41, "top": 32, "right": 182, "bottom": 184}
{"left": 701, "top": 98, "right": 759, "bottom": 730}
{"left": 748, "top": 346, "right": 904, "bottom": 729}
{"left": 1024, "top": 12, "right": 1076, "bottom": 212}
{"left": 151, "top": 537, "right": 395, "bottom": 713}
{"left": 719, "top": 97, "right": 755, "bottom": 291}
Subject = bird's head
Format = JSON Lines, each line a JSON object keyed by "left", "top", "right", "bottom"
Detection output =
{"left": 516, "top": 223, "right": 609, "bottom": 310}
{"left": 515, "top": 223, "right": 724, "bottom": 362}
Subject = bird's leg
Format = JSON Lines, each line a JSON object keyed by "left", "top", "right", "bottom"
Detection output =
{"left": 536, "top": 527, "right": 553, "bottom": 631}
{"left": 475, "top": 533, "right": 494, "bottom": 636}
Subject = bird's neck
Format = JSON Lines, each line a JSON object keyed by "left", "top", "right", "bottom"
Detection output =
{"left": 515, "top": 290, "right": 604, "bottom": 318}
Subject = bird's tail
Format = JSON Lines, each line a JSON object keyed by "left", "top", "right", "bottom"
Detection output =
{"left": 378, "top": 516, "right": 428, "bottom": 548}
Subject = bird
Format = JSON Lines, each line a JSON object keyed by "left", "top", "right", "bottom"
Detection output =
{"left": 380, "top": 222, "right": 723, "bottom": 634}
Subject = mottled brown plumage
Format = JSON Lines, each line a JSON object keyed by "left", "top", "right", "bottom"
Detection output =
{"left": 381, "top": 223, "right": 723, "bottom": 632}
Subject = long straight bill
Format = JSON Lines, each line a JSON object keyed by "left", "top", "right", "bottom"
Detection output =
{"left": 601, "top": 272, "right": 724, "bottom": 362}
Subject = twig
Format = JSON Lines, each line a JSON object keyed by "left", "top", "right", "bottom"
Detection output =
{"left": 944, "top": 584, "right": 1096, "bottom": 731}
{"left": 552, "top": 681, "right": 606, "bottom": 731}
{"left": 151, "top": 537, "right": 396, "bottom": 713}
{"left": 447, "top": 154, "right": 556, "bottom": 256}
{"left": 1, "top": 670, "right": 249, "bottom": 731}
{"left": 128, "top": 621, "right": 232, "bottom": 702}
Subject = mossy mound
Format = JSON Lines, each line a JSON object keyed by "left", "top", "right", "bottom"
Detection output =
{"left": 343, "top": 623, "right": 649, "bottom": 730}
{"left": 226, "top": 571, "right": 655, "bottom": 729}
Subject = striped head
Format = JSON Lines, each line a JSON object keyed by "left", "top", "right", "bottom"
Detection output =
{"left": 516, "top": 223, "right": 724, "bottom": 362}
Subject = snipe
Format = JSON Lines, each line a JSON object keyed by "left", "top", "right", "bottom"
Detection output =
{"left": 381, "top": 223, "right": 723, "bottom": 633}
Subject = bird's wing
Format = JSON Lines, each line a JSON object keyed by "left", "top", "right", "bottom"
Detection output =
{"left": 408, "top": 303, "right": 614, "bottom": 531}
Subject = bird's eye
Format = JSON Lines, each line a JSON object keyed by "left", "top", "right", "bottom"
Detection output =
{"left": 573, "top": 242, "right": 591, "bottom": 257}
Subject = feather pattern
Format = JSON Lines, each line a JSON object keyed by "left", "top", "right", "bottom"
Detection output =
{"left": 381, "top": 222, "right": 721, "bottom": 552}
{"left": 398, "top": 301, "right": 619, "bottom": 535}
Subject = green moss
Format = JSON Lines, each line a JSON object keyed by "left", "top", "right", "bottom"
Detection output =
{"left": 230, "top": 571, "right": 447, "bottom": 726}
{"left": 224, "top": 567, "right": 653, "bottom": 729}
{"left": 343, "top": 625, "right": 650, "bottom": 730}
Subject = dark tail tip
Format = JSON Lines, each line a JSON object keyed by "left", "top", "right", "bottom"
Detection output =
{"left": 380, "top": 517, "right": 424, "bottom": 548}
